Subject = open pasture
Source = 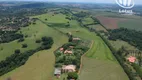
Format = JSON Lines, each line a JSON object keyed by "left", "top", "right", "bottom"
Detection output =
{"left": 0, "top": 18, "right": 68, "bottom": 80}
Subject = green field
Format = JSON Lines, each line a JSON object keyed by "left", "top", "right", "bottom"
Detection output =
{"left": 79, "top": 57, "right": 129, "bottom": 80}
{"left": 82, "top": 17, "right": 94, "bottom": 25}
{"left": 87, "top": 24, "right": 107, "bottom": 32}
{"left": 44, "top": 13, "right": 129, "bottom": 80}
{"left": 118, "top": 19, "right": 142, "bottom": 31}
{"left": 33, "top": 12, "right": 69, "bottom": 24}
{"left": 0, "top": 19, "right": 68, "bottom": 80}
{"left": 57, "top": 26, "right": 129, "bottom": 80}
{"left": 0, "top": 11, "right": 129, "bottom": 80}
{"left": 110, "top": 40, "right": 138, "bottom": 51}
{"left": 0, "top": 21, "right": 43, "bottom": 61}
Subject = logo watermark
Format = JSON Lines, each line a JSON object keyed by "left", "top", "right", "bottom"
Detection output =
{"left": 115, "top": 0, "right": 135, "bottom": 14}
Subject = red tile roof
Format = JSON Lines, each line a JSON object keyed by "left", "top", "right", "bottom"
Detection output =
{"left": 127, "top": 56, "right": 136, "bottom": 63}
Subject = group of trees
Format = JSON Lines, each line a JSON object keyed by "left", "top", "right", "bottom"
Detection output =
{"left": 67, "top": 72, "right": 78, "bottom": 80}
{"left": 109, "top": 28, "right": 142, "bottom": 50}
{"left": 41, "top": 36, "right": 54, "bottom": 49}
{"left": 55, "top": 39, "right": 89, "bottom": 69}
{"left": 0, "top": 36, "right": 54, "bottom": 76}
{"left": 74, "top": 11, "right": 89, "bottom": 18}
{"left": 54, "top": 40, "right": 89, "bottom": 80}
{"left": 132, "top": 63, "right": 142, "bottom": 78}
{"left": 0, "top": 31, "right": 24, "bottom": 43}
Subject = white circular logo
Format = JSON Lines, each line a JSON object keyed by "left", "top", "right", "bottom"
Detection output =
{"left": 116, "top": 0, "right": 135, "bottom": 9}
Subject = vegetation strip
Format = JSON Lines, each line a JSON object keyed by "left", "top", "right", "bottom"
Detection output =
{"left": 78, "top": 40, "right": 94, "bottom": 74}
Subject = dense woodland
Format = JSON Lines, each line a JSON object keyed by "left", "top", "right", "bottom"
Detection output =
{"left": 0, "top": 30, "right": 23, "bottom": 43}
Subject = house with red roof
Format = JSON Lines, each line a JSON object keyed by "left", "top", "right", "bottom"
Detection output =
{"left": 127, "top": 56, "right": 136, "bottom": 63}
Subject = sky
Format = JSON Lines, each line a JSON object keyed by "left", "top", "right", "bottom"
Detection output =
{"left": 1, "top": 0, "right": 142, "bottom": 5}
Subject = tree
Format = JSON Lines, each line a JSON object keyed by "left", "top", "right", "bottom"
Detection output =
{"left": 15, "top": 49, "right": 20, "bottom": 54}
{"left": 67, "top": 72, "right": 78, "bottom": 80}
{"left": 68, "top": 35, "right": 73, "bottom": 42}
{"left": 42, "top": 36, "right": 48, "bottom": 42}
{"left": 33, "top": 22, "right": 36, "bottom": 25}
{"left": 45, "top": 19, "right": 47, "bottom": 21}
{"left": 22, "top": 44, "right": 28, "bottom": 48}
{"left": 35, "top": 39, "right": 41, "bottom": 43}
{"left": 18, "top": 38, "right": 24, "bottom": 42}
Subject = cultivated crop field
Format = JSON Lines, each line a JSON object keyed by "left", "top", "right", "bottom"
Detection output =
{"left": 96, "top": 13, "right": 142, "bottom": 31}
{"left": 96, "top": 16, "right": 126, "bottom": 29}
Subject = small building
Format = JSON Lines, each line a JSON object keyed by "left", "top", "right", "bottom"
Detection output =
{"left": 54, "top": 68, "right": 61, "bottom": 78}
{"left": 64, "top": 50, "right": 73, "bottom": 54}
{"left": 62, "top": 65, "right": 76, "bottom": 73}
{"left": 69, "top": 46, "right": 74, "bottom": 49}
{"left": 127, "top": 56, "right": 136, "bottom": 63}
{"left": 60, "top": 48, "right": 64, "bottom": 51}
{"left": 72, "top": 38, "right": 81, "bottom": 41}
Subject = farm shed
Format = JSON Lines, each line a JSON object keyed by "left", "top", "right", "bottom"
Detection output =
{"left": 72, "top": 38, "right": 81, "bottom": 41}
{"left": 54, "top": 68, "right": 61, "bottom": 78}
{"left": 64, "top": 50, "right": 73, "bottom": 54}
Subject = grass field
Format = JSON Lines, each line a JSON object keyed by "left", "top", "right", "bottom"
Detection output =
{"left": 110, "top": 40, "right": 138, "bottom": 51}
{"left": 46, "top": 13, "right": 129, "bottom": 80}
{"left": 87, "top": 24, "right": 107, "bottom": 32}
{"left": 118, "top": 19, "right": 142, "bottom": 31}
{"left": 0, "top": 21, "right": 45, "bottom": 61}
{"left": 57, "top": 26, "right": 129, "bottom": 80}
{"left": 78, "top": 35, "right": 129, "bottom": 80}
{"left": 33, "top": 12, "right": 69, "bottom": 24}
{"left": 0, "top": 50, "right": 55, "bottom": 80}
{"left": 0, "top": 11, "right": 129, "bottom": 80}
{"left": 0, "top": 19, "right": 68, "bottom": 80}
{"left": 79, "top": 57, "right": 129, "bottom": 80}
{"left": 82, "top": 17, "right": 94, "bottom": 25}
